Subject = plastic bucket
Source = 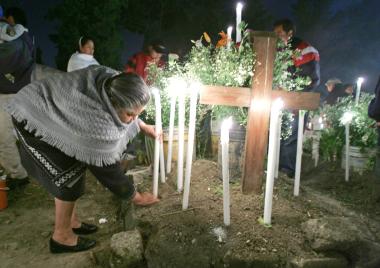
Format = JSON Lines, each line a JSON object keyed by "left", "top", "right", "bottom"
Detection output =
{"left": 0, "top": 177, "right": 8, "bottom": 210}
{"left": 217, "top": 126, "right": 246, "bottom": 182}
{"left": 145, "top": 128, "right": 194, "bottom": 165}
{"left": 341, "top": 146, "right": 376, "bottom": 173}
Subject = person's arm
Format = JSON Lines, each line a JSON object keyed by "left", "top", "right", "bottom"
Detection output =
{"left": 138, "top": 120, "right": 158, "bottom": 139}
{"left": 298, "top": 60, "right": 320, "bottom": 92}
{"left": 88, "top": 162, "right": 135, "bottom": 200}
{"left": 88, "top": 162, "right": 159, "bottom": 205}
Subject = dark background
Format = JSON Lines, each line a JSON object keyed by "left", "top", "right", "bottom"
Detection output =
{"left": 1, "top": 0, "right": 379, "bottom": 93}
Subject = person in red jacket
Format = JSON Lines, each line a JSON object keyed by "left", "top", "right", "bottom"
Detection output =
{"left": 273, "top": 18, "right": 321, "bottom": 178}
{"left": 124, "top": 40, "right": 166, "bottom": 82}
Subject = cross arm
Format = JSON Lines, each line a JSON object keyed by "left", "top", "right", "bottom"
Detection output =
{"left": 199, "top": 85, "right": 320, "bottom": 110}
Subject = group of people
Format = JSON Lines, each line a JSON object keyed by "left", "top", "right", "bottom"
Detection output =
{"left": 66, "top": 34, "right": 166, "bottom": 80}
{"left": 0, "top": 5, "right": 371, "bottom": 255}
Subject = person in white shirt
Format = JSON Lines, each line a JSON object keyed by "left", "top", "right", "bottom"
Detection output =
{"left": 0, "top": 5, "right": 28, "bottom": 43}
{"left": 0, "top": 22, "right": 27, "bottom": 43}
{"left": 67, "top": 36, "right": 99, "bottom": 72}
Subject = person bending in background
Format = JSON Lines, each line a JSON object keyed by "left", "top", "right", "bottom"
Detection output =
{"left": 6, "top": 66, "right": 160, "bottom": 253}
{"left": 324, "top": 78, "right": 354, "bottom": 105}
{"left": 273, "top": 18, "right": 320, "bottom": 178}
{"left": 124, "top": 40, "right": 166, "bottom": 82}
{"left": 0, "top": 6, "right": 35, "bottom": 189}
{"left": 67, "top": 36, "right": 99, "bottom": 72}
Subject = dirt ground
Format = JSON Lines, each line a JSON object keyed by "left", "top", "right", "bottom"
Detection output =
{"left": 1, "top": 155, "right": 380, "bottom": 267}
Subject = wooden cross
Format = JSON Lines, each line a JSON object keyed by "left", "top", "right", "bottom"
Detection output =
{"left": 199, "top": 31, "right": 320, "bottom": 194}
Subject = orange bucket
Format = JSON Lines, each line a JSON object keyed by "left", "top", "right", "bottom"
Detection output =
{"left": 0, "top": 178, "right": 8, "bottom": 210}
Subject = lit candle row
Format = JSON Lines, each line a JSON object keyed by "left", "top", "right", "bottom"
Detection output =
{"left": 152, "top": 79, "right": 200, "bottom": 205}
{"left": 152, "top": 88, "right": 165, "bottom": 197}
{"left": 183, "top": 84, "right": 200, "bottom": 210}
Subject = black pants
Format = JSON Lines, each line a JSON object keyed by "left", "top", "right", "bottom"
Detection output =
{"left": 279, "top": 111, "right": 308, "bottom": 174}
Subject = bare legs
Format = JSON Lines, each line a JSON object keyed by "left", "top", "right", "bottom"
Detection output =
{"left": 52, "top": 198, "right": 78, "bottom": 246}
{"left": 50, "top": 198, "right": 96, "bottom": 253}
{"left": 70, "top": 203, "right": 81, "bottom": 229}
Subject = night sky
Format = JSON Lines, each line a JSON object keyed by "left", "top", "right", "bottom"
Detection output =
{"left": 1, "top": 0, "right": 379, "bottom": 91}
{"left": 1, "top": 0, "right": 301, "bottom": 67}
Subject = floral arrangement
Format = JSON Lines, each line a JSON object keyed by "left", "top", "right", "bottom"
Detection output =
{"left": 314, "top": 93, "right": 377, "bottom": 161}
{"left": 143, "top": 23, "right": 312, "bottom": 150}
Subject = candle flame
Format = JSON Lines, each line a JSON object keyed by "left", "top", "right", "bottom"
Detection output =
{"left": 189, "top": 81, "right": 202, "bottom": 94}
{"left": 167, "top": 77, "right": 187, "bottom": 97}
{"left": 236, "top": 2, "right": 243, "bottom": 11}
{"left": 357, "top": 77, "right": 364, "bottom": 86}
{"left": 221, "top": 117, "right": 233, "bottom": 143}
{"left": 222, "top": 117, "right": 233, "bottom": 131}
{"left": 272, "top": 98, "right": 284, "bottom": 111}
{"left": 151, "top": 87, "right": 159, "bottom": 96}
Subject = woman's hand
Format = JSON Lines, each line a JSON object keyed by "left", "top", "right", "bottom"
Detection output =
{"left": 132, "top": 192, "right": 160, "bottom": 206}
{"left": 139, "top": 121, "right": 162, "bottom": 141}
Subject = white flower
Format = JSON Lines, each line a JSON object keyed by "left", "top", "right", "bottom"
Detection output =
{"left": 340, "top": 111, "right": 354, "bottom": 125}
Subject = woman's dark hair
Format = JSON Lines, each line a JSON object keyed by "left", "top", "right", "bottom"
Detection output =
{"left": 105, "top": 72, "right": 150, "bottom": 113}
{"left": 273, "top": 18, "right": 295, "bottom": 34}
{"left": 78, "top": 36, "right": 93, "bottom": 50}
{"left": 5, "top": 7, "right": 27, "bottom": 26}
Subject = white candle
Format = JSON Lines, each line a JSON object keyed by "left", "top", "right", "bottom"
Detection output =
{"left": 341, "top": 111, "right": 353, "bottom": 182}
{"left": 294, "top": 110, "right": 306, "bottom": 196}
{"left": 166, "top": 95, "right": 177, "bottom": 173}
{"left": 355, "top": 77, "right": 364, "bottom": 105}
{"left": 159, "top": 142, "right": 166, "bottom": 183}
{"left": 236, "top": 3, "right": 243, "bottom": 43}
{"left": 152, "top": 88, "right": 162, "bottom": 197}
{"left": 345, "top": 123, "right": 350, "bottom": 182}
{"left": 274, "top": 113, "right": 282, "bottom": 179}
{"left": 312, "top": 133, "right": 320, "bottom": 167}
{"left": 227, "top": 26, "right": 233, "bottom": 47}
{"left": 182, "top": 83, "right": 200, "bottom": 210}
{"left": 263, "top": 99, "right": 283, "bottom": 225}
{"left": 166, "top": 78, "right": 185, "bottom": 173}
{"left": 220, "top": 117, "right": 233, "bottom": 225}
{"left": 177, "top": 90, "right": 186, "bottom": 192}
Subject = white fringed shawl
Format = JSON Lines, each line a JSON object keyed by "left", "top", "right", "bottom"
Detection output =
{"left": 6, "top": 65, "right": 140, "bottom": 167}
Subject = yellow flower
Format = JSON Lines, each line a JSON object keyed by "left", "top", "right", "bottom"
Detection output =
{"left": 203, "top": 32, "right": 211, "bottom": 43}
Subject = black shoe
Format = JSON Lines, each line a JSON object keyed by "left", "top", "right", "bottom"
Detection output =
{"left": 285, "top": 171, "right": 295, "bottom": 179}
{"left": 279, "top": 168, "right": 295, "bottom": 179}
{"left": 6, "top": 177, "right": 30, "bottom": 190}
{"left": 49, "top": 236, "right": 96, "bottom": 254}
{"left": 72, "top": 222, "right": 98, "bottom": 235}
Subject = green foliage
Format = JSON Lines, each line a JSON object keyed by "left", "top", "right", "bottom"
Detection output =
{"left": 314, "top": 93, "right": 377, "bottom": 161}
{"left": 145, "top": 24, "right": 311, "bottom": 146}
{"left": 47, "top": 0, "right": 127, "bottom": 70}
{"left": 183, "top": 27, "right": 256, "bottom": 126}
{"left": 273, "top": 40, "right": 311, "bottom": 92}
{"left": 280, "top": 110, "right": 295, "bottom": 140}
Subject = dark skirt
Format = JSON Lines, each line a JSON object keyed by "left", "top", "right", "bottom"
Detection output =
{"left": 13, "top": 119, "right": 87, "bottom": 201}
